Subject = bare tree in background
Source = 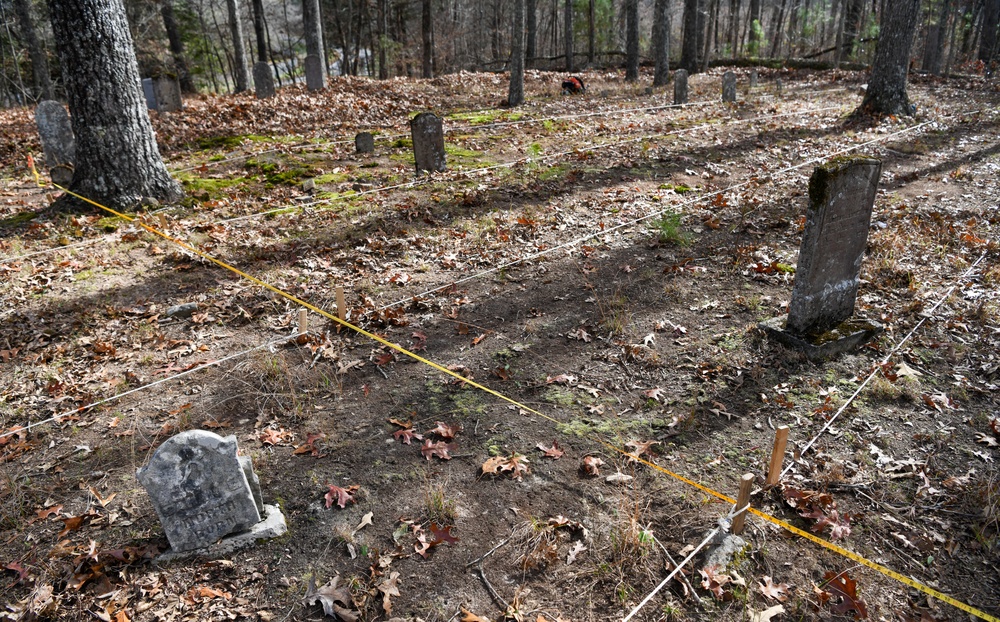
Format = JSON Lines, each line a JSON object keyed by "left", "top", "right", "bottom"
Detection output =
{"left": 854, "top": 0, "right": 920, "bottom": 117}
{"left": 509, "top": 0, "right": 525, "bottom": 106}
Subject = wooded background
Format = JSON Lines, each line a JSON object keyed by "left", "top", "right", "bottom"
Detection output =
{"left": 1, "top": 0, "right": 998, "bottom": 105}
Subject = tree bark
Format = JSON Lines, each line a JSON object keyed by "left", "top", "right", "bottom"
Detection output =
{"left": 625, "top": 0, "right": 639, "bottom": 80}
{"left": 226, "top": 0, "right": 251, "bottom": 92}
{"left": 564, "top": 0, "right": 574, "bottom": 71}
{"left": 249, "top": 0, "right": 268, "bottom": 62}
{"left": 855, "top": 0, "right": 920, "bottom": 117}
{"left": 526, "top": 0, "right": 537, "bottom": 67}
{"left": 842, "top": 0, "right": 865, "bottom": 55}
{"left": 681, "top": 0, "right": 700, "bottom": 71}
{"left": 421, "top": 0, "right": 433, "bottom": 77}
{"left": 588, "top": 0, "right": 596, "bottom": 65}
{"left": 653, "top": 0, "right": 671, "bottom": 85}
{"left": 980, "top": 0, "right": 999, "bottom": 65}
{"left": 47, "top": 0, "right": 181, "bottom": 211}
{"left": 12, "top": 0, "right": 53, "bottom": 101}
{"left": 509, "top": 0, "right": 525, "bottom": 106}
{"left": 748, "top": 0, "right": 762, "bottom": 55}
{"left": 161, "top": 0, "right": 197, "bottom": 93}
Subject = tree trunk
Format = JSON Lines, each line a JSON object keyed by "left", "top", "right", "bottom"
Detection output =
{"left": 588, "top": 0, "right": 596, "bottom": 64}
{"left": 226, "top": 0, "right": 250, "bottom": 92}
{"left": 303, "top": 0, "right": 324, "bottom": 63}
{"left": 770, "top": 0, "right": 789, "bottom": 57}
{"left": 12, "top": 0, "right": 53, "bottom": 101}
{"left": 249, "top": 0, "right": 268, "bottom": 62}
{"left": 161, "top": 0, "right": 197, "bottom": 93}
{"left": 625, "top": 0, "right": 639, "bottom": 80}
{"left": 855, "top": 0, "right": 920, "bottom": 117}
{"left": 748, "top": 0, "right": 762, "bottom": 55}
{"left": 421, "top": 0, "right": 433, "bottom": 77}
{"left": 47, "top": 0, "right": 181, "bottom": 210}
{"left": 701, "top": 0, "right": 716, "bottom": 71}
{"left": 653, "top": 0, "right": 671, "bottom": 85}
{"left": 509, "top": 0, "right": 525, "bottom": 105}
{"left": 565, "top": 0, "right": 574, "bottom": 71}
{"left": 526, "top": 0, "right": 537, "bottom": 67}
{"left": 681, "top": 0, "right": 700, "bottom": 71}
{"left": 378, "top": 0, "right": 389, "bottom": 78}
{"left": 980, "top": 0, "right": 999, "bottom": 65}
{"left": 842, "top": 0, "right": 864, "bottom": 55}
{"left": 729, "top": 0, "right": 741, "bottom": 58}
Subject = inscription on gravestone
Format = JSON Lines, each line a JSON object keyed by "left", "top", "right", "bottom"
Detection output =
{"left": 410, "top": 112, "right": 446, "bottom": 174}
{"left": 35, "top": 100, "right": 75, "bottom": 171}
{"left": 786, "top": 157, "right": 882, "bottom": 335}
{"left": 722, "top": 71, "right": 736, "bottom": 102}
{"left": 355, "top": 132, "right": 375, "bottom": 154}
{"left": 153, "top": 77, "right": 183, "bottom": 112}
{"left": 673, "top": 69, "right": 688, "bottom": 105}
{"left": 253, "top": 61, "right": 276, "bottom": 99}
{"left": 137, "top": 430, "right": 261, "bottom": 553}
{"left": 305, "top": 54, "right": 325, "bottom": 91}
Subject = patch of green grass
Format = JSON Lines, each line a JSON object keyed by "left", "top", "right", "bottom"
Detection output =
{"left": 176, "top": 172, "right": 247, "bottom": 197}
{"left": 539, "top": 163, "right": 573, "bottom": 181}
{"left": 196, "top": 135, "right": 246, "bottom": 150}
{"left": 313, "top": 171, "right": 353, "bottom": 185}
{"left": 659, "top": 183, "right": 693, "bottom": 194}
{"left": 0, "top": 211, "right": 38, "bottom": 228}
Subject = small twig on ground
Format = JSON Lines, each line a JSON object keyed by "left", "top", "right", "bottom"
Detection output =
{"left": 465, "top": 537, "right": 511, "bottom": 568}
{"left": 473, "top": 561, "right": 510, "bottom": 612}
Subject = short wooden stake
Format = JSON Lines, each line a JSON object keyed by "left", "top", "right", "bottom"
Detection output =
{"left": 766, "top": 426, "right": 790, "bottom": 488}
{"left": 157, "top": 213, "right": 168, "bottom": 230}
{"left": 732, "top": 473, "right": 755, "bottom": 535}
{"left": 298, "top": 308, "right": 308, "bottom": 334}
{"left": 335, "top": 286, "right": 346, "bottom": 321}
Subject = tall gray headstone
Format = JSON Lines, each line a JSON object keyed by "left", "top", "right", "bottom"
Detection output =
{"left": 410, "top": 112, "right": 446, "bottom": 174}
{"left": 786, "top": 158, "right": 882, "bottom": 335}
{"left": 35, "top": 100, "right": 75, "bottom": 170}
{"left": 136, "top": 430, "right": 261, "bottom": 553}
{"left": 142, "top": 78, "right": 158, "bottom": 110}
{"left": 355, "top": 132, "right": 375, "bottom": 154}
{"left": 153, "top": 77, "right": 183, "bottom": 112}
{"left": 305, "top": 54, "right": 325, "bottom": 91}
{"left": 673, "top": 69, "right": 688, "bottom": 105}
{"left": 722, "top": 71, "right": 736, "bottom": 102}
{"left": 775, "top": 78, "right": 784, "bottom": 96}
{"left": 750, "top": 69, "right": 759, "bottom": 88}
{"left": 253, "top": 61, "right": 276, "bottom": 99}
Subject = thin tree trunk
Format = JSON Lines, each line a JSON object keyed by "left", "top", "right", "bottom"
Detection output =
{"left": 526, "top": 0, "right": 537, "bottom": 66}
{"left": 509, "top": 0, "right": 525, "bottom": 105}
{"left": 653, "top": 0, "right": 671, "bottom": 84}
{"left": 226, "top": 0, "right": 250, "bottom": 92}
{"left": 588, "top": 0, "right": 596, "bottom": 64}
{"left": 565, "top": 0, "right": 574, "bottom": 71}
{"left": 980, "top": 0, "right": 999, "bottom": 64}
{"left": 701, "top": 0, "right": 717, "bottom": 71}
{"left": 378, "top": 0, "right": 388, "bottom": 78}
{"left": 770, "top": 0, "right": 789, "bottom": 57}
{"left": 681, "top": 0, "right": 700, "bottom": 70}
{"left": 249, "top": 0, "right": 267, "bottom": 62}
{"left": 626, "top": 0, "right": 639, "bottom": 80}
{"left": 12, "top": 0, "right": 52, "bottom": 100}
{"left": 422, "top": 0, "right": 433, "bottom": 77}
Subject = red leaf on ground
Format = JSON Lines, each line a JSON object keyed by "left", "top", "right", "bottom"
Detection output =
{"left": 581, "top": 456, "right": 604, "bottom": 476}
{"left": 537, "top": 441, "right": 564, "bottom": 459}
{"left": 427, "top": 421, "right": 460, "bottom": 440}
{"left": 293, "top": 432, "right": 327, "bottom": 457}
{"left": 430, "top": 523, "right": 459, "bottom": 545}
{"left": 325, "top": 484, "right": 359, "bottom": 509}
{"left": 800, "top": 507, "right": 852, "bottom": 540}
{"left": 421, "top": 440, "right": 453, "bottom": 460}
{"left": 36, "top": 505, "right": 63, "bottom": 521}
{"left": 822, "top": 571, "right": 868, "bottom": 620}
{"left": 393, "top": 428, "right": 423, "bottom": 444}
{"left": 699, "top": 565, "right": 731, "bottom": 599}
{"left": 259, "top": 428, "right": 291, "bottom": 446}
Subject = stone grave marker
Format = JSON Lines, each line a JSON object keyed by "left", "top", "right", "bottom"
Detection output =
{"left": 761, "top": 157, "right": 883, "bottom": 359}
{"left": 722, "top": 71, "right": 736, "bottom": 102}
{"left": 142, "top": 78, "right": 157, "bottom": 110}
{"left": 35, "top": 100, "right": 75, "bottom": 179}
{"left": 776, "top": 78, "right": 784, "bottom": 96}
{"left": 153, "top": 77, "right": 183, "bottom": 112}
{"left": 750, "top": 69, "right": 759, "bottom": 88}
{"left": 253, "top": 61, "right": 276, "bottom": 99}
{"left": 410, "top": 112, "right": 446, "bottom": 174}
{"left": 305, "top": 54, "right": 325, "bottom": 91}
{"left": 137, "top": 430, "right": 267, "bottom": 553}
{"left": 673, "top": 69, "right": 688, "bottom": 105}
{"left": 355, "top": 131, "right": 375, "bottom": 154}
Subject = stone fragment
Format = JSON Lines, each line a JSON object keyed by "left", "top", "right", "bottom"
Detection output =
{"left": 410, "top": 112, "right": 446, "bottom": 174}
{"left": 750, "top": 69, "right": 759, "bottom": 88}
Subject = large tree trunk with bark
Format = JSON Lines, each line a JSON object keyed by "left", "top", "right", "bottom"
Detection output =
{"left": 680, "top": 0, "right": 700, "bottom": 72}
{"left": 226, "top": 0, "right": 251, "bottom": 92}
{"left": 47, "top": 0, "right": 181, "bottom": 211}
{"left": 161, "top": 0, "right": 197, "bottom": 93}
{"left": 564, "top": 0, "right": 574, "bottom": 71}
{"left": 526, "top": 0, "right": 537, "bottom": 67}
{"left": 980, "top": 0, "right": 1000, "bottom": 66}
{"left": 509, "top": 0, "right": 525, "bottom": 106}
{"left": 250, "top": 0, "right": 268, "bottom": 62}
{"left": 12, "top": 0, "right": 53, "bottom": 101}
{"left": 854, "top": 0, "right": 920, "bottom": 117}
{"left": 421, "top": 0, "right": 433, "bottom": 78}
{"left": 653, "top": 0, "right": 671, "bottom": 85}
{"left": 625, "top": 0, "right": 639, "bottom": 80}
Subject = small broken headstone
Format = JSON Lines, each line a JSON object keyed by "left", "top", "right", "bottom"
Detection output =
{"left": 673, "top": 69, "right": 688, "bottom": 105}
{"left": 35, "top": 100, "right": 75, "bottom": 170}
{"left": 136, "top": 430, "right": 262, "bottom": 553}
{"left": 410, "top": 112, "right": 446, "bottom": 174}
{"left": 305, "top": 54, "right": 325, "bottom": 91}
{"left": 153, "top": 77, "right": 183, "bottom": 112}
{"left": 761, "top": 157, "right": 883, "bottom": 359}
{"left": 253, "top": 61, "right": 276, "bottom": 99}
{"left": 722, "top": 70, "right": 736, "bottom": 102}
{"left": 142, "top": 78, "right": 158, "bottom": 110}
{"left": 749, "top": 69, "right": 759, "bottom": 88}
{"left": 355, "top": 131, "right": 375, "bottom": 154}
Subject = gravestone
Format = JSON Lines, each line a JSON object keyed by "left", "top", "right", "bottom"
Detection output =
{"left": 722, "top": 71, "right": 736, "bottom": 102}
{"left": 673, "top": 69, "right": 688, "bottom": 105}
{"left": 153, "top": 77, "right": 183, "bottom": 112}
{"left": 775, "top": 78, "right": 784, "bottom": 96}
{"left": 142, "top": 78, "right": 157, "bottom": 110}
{"left": 761, "top": 157, "right": 883, "bottom": 359}
{"left": 35, "top": 100, "right": 75, "bottom": 171}
{"left": 305, "top": 54, "right": 325, "bottom": 91}
{"left": 644, "top": 86, "right": 653, "bottom": 96}
{"left": 750, "top": 69, "right": 759, "bottom": 88}
{"left": 137, "top": 430, "right": 262, "bottom": 553}
{"left": 410, "top": 112, "right": 446, "bottom": 174}
{"left": 355, "top": 131, "right": 375, "bottom": 154}
{"left": 253, "top": 62, "right": 276, "bottom": 99}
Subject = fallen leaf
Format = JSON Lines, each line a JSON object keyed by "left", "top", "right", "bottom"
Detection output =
{"left": 304, "top": 575, "right": 359, "bottom": 621}
{"left": 581, "top": 456, "right": 604, "bottom": 476}
{"left": 377, "top": 571, "right": 400, "bottom": 614}
{"left": 566, "top": 541, "right": 587, "bottom": 565}
{"left": 546, "top": 373, "right": 578, "bottom": 385}
{"left": 460, "top": 606, "right": 491, "bottom": 622}
{"left": 293, "top": 432, "right": 327, "bottom": 457}
{"left": 421, "top": 440, "right": 453, "bottom": 460}
{"left": 427, "top": 421, "right": 460, "bottom": 440}
{"left": 393, "top": 428, "right": 423, "bottom": 444}
{"left": 352, "top": 512, "right": 374, "bottom": 534}
{"left": 429, "top": 523, "right": 459, "bottom": 545}
{"left": 324, "top": 484, "right": 359, "bottom": 509}
{"left": 537, "top": 441, "right": 564, "bottom": 459}
{"left": 823, "top": 571, "right": 867, "bottom": 620}
{"left": 749, "top": 604, "right": 786, "bottom": 622}
{"left": 36, "top": 505, "right": 63, "bottom": 521}
{"left": 759, "top": 576, "right": 790, "bottom": 601}
{"left": 699, "top": 565, "right": 731, "bottom": 599}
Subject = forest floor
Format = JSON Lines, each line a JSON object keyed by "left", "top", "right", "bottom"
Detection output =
{"left": 0, "top": 67, "right": 999, "bottom": 622}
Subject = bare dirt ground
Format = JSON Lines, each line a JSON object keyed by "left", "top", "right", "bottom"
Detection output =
{"left": 1, "top": 68, "right": 999, "bottom": 622}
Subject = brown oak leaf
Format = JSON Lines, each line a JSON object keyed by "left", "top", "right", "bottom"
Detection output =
{"left": 537, "top": 441, "right": 564, "bottom": 459}
{"left": 393, "top": 428, "right": 423, "bottom": 444}
{"left": 581, "top": 455, "right": 604, "bottom": 476}
{"left": 377, "top": 571, "right": 400, "bottom": 614}
{"left": 325, "top": 484, "right": 359, "bottom": 509}
{"left": 421, "top": 440, "right": 453, "bottom": 460}
{"left": 822, "top": 571, "right": 867, "bottom": 620}
{"left": 304, "top": 575, "right": 359, "bottom": 622}
{"left": 758, "top": 576, "right": 790, "bottom": 601}
{"left": 460, "top": 606, "right": 492, "bottom": 622}
{"left": 293, "top": 432, "right": 327, "bottom": 457}
{"left": 427, "top": 421, "right": 460, "bottom": 440}
{"left": 699, "top": 565, "right": 731, "bottom": 599}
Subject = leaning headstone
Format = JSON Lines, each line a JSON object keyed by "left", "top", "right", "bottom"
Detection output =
{"left": 305, "top": 54, "right": 325, "bottom": 91}
{"left": 410, "top": 112, "right": 446, "bottom": 174}
{"left": 253, "top": 61, "right": 276, "bottom": 99}
{"left": 153, "top": 77, "right": 183, "bottom": 112}
{"left": 355, "top": 131, "right": 375, "bottom": 154}
{"left": 750, "top": 69, "right": 759, "bottom": 88}
{"left": 761, "top": 157, "right": 883, "bottom": 360}
{"left": 142, "top": 78, "right": 158, "bottom": 110}
{"left": 722, "top": 71, "right": 736, "bottom": 102}
{"left": 35, "top": 100, "right": 75, "bottom": 171}
{"left": 137, "top": 430, "right": 268, "bottom": 554}
{"left": 673, "top": 69, "right": 688, "bottom": 105}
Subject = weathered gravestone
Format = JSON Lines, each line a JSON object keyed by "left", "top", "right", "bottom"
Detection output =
{"left": 355, "top": 131, "right": 375, "bottom": 154}
{"left": 305, "top": 54, "right": 325, "bottom": 91}
{"left": 673, "top": 69, "right": 688, "bottom": 105}
{"left": 410, "top": 112, "right": 446, "bottom": 174}
{"left": 722, "top": 71, "right": 736, "bottom": 102}
{"left": 153, "top": 77, "right": 183, "bottom": 112}
{"left": 35, "top": 100, "right": 75, "bottom": 186}
{"left": 750, "top": 69, "right": 759, "bottom": 88}
{"left": 253, "top": 61, "right": 276, "bottom": 99}
{"left": 761, "top": 157, "right": 883, "bottom": 360}
{"left": 137, "top": 430, "right": 285, "bottom": 556}
{"left": 142, "top": 78, "right": 157, "bottom": 110}
{"left": 775, "top": 78, "right": 784, "bottom": 96}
